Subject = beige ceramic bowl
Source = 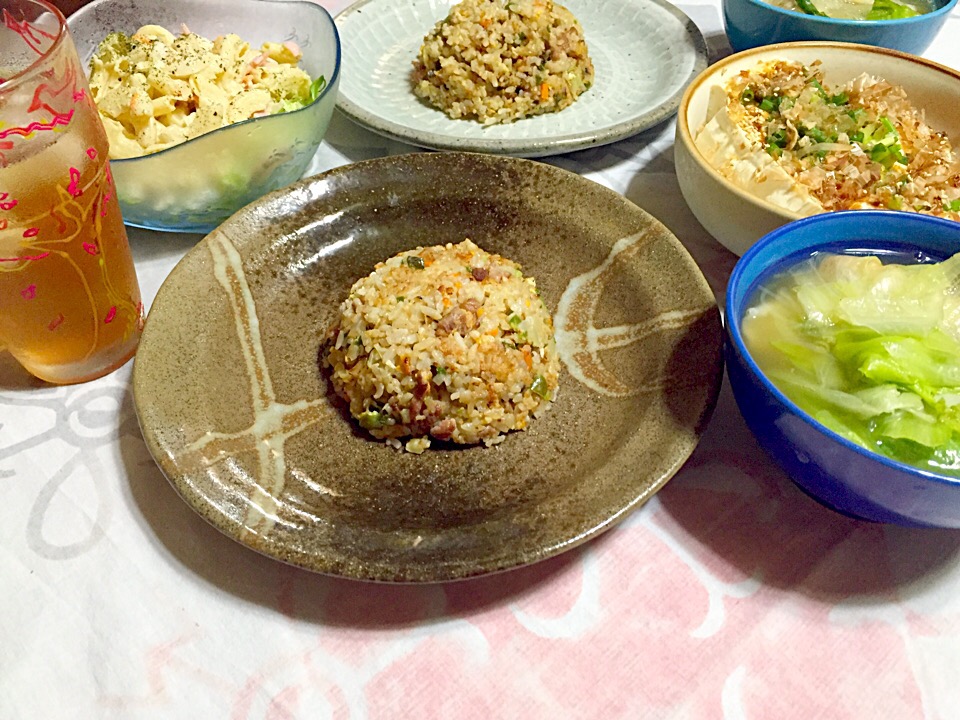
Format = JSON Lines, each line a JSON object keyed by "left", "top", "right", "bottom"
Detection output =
{"left": 675, "top": 42, "right": 960, "bottom": 256}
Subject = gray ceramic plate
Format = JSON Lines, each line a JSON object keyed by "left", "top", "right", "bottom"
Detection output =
{"left": 334, "top": 0, "right": 708, "bottom": 157}
{"left": 133, "top": 153, "right": 723, "bottom": 582}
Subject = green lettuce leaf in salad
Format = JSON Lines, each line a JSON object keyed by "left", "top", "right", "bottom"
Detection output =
{"left": 277, "top": 75, "right": 327, "bottom": 113}
{"left": 309, "top": 75, "right": 327, "bottom": 102}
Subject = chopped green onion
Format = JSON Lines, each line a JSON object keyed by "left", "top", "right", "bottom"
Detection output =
{"left": 870, "top": 143, "right": 891, "bottom": 162}
{"left": 759, "top": 95, "right": 782, "bottom": 113}
{"left": 508, "top": 314, "right": 522, "bottom": 329}
{"left": 801, "top": 126, "right": 832, "bottom": 144}
{"left": 740, "top": 87, "right": 755, "bottom": 104}
{"left": 530, "top": 375, "right": 550, "bottom": 399}
{"left": 827, "top": 92, "right": 849, "bottom": 105}
{"left": 396, "top": 296, "right": 405, "bottom": 302}
{"left": 359, "top": 410, "right": 387, "bottom": 430}
{"left": 807, "top": 77, "right": 828, "bottom": 98}
{"left": 870, "top": 142, "right": 908, "bottom": 169}
{"left": 406, "top": 256, "right": 425, "bottom": 270}
{"left": 945, "top": 199, "right": 960, "bottom": 212}
{"left": 767, "top": 128, "right": 788, "bottom": 148}
{"left": 860, "top": 122, "right": 880, "bottom": 145}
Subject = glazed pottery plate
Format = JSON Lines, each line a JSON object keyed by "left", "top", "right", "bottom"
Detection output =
{"left": 133, "top": 153, "right": 723, "bottom": 582}
{"left": 333, "top": 0, "right": 708, "bottom": 157}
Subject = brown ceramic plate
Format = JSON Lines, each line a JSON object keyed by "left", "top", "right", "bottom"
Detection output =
{"left": 133, "top": 153, "right": 723, "bottom": 582}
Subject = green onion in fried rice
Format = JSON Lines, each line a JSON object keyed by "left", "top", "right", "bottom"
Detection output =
{"left": 323, "top": 239, "right": 560, "bottom": 454}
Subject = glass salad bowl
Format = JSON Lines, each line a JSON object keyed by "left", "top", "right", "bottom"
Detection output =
{"left": 68, "top": 0, "right": 341, "bottom": 233}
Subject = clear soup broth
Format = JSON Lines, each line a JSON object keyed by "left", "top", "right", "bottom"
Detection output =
{"left": 765, "top": 0, "right": 936, "bottom": 21}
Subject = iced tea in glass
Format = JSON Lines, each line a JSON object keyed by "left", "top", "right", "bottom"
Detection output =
{"left": 0, "top": 0, "right": 142, "bottom": 384}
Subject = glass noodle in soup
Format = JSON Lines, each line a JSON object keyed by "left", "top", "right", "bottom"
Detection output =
{"left": 764, "top": 0, "right": 936, "bottom": 20}
{"left": 742, "top": 248, "right": 960, "bottom": 478}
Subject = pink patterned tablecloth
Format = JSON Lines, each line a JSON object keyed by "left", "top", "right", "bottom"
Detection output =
{"left": 4, "top": 1, "right": 960, "bottom": 717}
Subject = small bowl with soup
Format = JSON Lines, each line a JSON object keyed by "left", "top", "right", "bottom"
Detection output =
{"left": 675, "top": 42, "right": 960, "bottom": 256}
{"left": 726, "top": 210, "right": 960, "bottom": 528}
{"left": 723, "top": 0, "right": 958, "bottom": 54}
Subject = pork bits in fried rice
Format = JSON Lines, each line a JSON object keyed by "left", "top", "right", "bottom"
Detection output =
{"left": 323, "top": 239, "right": 560, "bottom": 453}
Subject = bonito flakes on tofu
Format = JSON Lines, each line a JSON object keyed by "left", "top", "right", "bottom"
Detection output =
{"left": 89, "top": 25, "right": 326, "bottom": 158}
{"left": 323, "top": 239, "right": 560, "bottom": 454}
{"left": 695, "top": 59, "right": 960, "bottom": 220}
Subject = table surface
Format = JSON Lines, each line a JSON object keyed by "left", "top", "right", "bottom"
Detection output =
{"left": 4, "top": 1, "right": 960, "bottom": 718}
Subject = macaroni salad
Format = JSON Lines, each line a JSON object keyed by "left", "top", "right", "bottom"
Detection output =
{"left": 89, "top": 25, "right": 325, "bottom": 158}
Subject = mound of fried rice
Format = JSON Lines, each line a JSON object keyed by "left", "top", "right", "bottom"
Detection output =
{"left": 411, "top": 0, "right": 594, "bottom": 125}
{"left": 323, "top": 239, "right": 560, "bottom": 453}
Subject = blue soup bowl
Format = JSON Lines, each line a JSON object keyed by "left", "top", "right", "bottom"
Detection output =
{"left": 723, "top": 0, "right": 959, "bottom": 55}
{"left": 726, "top": 210, "right": 960, "bottom": 527}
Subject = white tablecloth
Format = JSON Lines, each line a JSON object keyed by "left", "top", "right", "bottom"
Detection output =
{"left": 4, "top": 1, "right": 960, "bottom": 717}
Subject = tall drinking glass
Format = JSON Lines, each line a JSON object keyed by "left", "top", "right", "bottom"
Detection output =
{"left": 0, "top": 0, "right": 142, "bottom": 384}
